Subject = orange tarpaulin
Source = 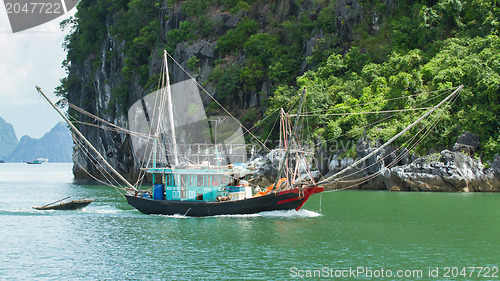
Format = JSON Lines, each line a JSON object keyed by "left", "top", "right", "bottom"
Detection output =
{"left": 254, "top": 178, "right": 287, "bottom": 197}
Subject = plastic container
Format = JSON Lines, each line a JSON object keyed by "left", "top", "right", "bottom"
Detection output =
{"left": 227, "top": 185, "right": 245, "bottom": 193}
{"left": 153, "top": 184, "right": 165, "bottom": 200}
{"left": 229, "top": 192, "right": 245, "bottom": 201}
{"left": 245, "top": 184, "right": 252, "bottom": 199}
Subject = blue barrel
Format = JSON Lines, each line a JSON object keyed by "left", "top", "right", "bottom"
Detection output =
{"left": 153, "top": 184, "right": 165, "bottom": 200}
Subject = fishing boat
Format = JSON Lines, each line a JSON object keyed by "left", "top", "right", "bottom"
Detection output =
{"left": 36, "top": 50, "right": 462, "bottom": 217}
{"left": 36, "top": 50, "right": 324, "bottom": 217}
{"left": 33, "top": 197, "right": 94, "bottom": 210}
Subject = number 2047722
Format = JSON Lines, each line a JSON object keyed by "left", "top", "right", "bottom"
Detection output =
{"left": 5, "top": 2, "right": 63, "bottom": 14}
{"left": 443, "top": 267, "right": 498, "bottom": 278}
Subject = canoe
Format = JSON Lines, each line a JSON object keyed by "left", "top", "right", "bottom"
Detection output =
{"left": 33, "top": 199, "right": 94, "bottom": 210}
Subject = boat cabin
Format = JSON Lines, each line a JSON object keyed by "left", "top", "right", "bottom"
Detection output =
{"left": 146, "top": 165, "right": 252, "bottom": 202}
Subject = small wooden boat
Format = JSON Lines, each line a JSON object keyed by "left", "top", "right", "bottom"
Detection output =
{"left": 33, "top": 197, "right": 94, "bottom": 210}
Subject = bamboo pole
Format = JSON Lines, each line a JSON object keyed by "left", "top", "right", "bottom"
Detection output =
{"left": 36, "top": 86, "right": 137, "bottom": 191}
{"left": 319, "top": 85, "right": 463, "bottom": 185}
{"left": 272, "top": 87, "right": 307, "bottom": 191}
{"left": 39, "top": 196, "right": 71, "bottom": 208}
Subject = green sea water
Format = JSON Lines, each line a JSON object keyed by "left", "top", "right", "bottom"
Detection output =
{"left": 0, "top": 163, "right": 499, "bottom": 280}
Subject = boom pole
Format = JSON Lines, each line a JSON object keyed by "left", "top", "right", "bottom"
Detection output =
{"left": 36, "top": 86, "right": 137, "bottom": 191}
{"left": 318, "top": 85, "right": 463, "bottom": 185}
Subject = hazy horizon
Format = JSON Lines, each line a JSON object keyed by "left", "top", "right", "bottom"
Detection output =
{"left": 0, "top": 3, "right": 75, "bottom": 139}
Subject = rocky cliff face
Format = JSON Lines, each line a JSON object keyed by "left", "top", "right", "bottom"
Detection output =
{"left": 67, "top": 29, "right": 136, "bottom": 178}
{"left": 67, "top": 0, "right": 393, "bottom": 181}
{"left": 390, "top": 150, "right": 500, "bottom": 192}
{"left": 390, "top": 133, "right": 500, "bottom": 192}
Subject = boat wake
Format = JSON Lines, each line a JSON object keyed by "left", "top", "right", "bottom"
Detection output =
{"left": 215, "top": 209, "right": 322, "bottom": 218}
{"left": 257, "top": 209, "right": 322, "bottom": 218}
{"left": 157, "top": 213, "right": 191, "bottom": 219}
{"left": 155, "top": 209, "right": 322, "bottom": 219}
{"left": 81, "top": 207, "right": 123, "bottom": 215}
{"left": 0, "top": 209, "right": 48, "bottom": 216}
{"left": 1, "top": 204, "right": 124, "bottom": 216}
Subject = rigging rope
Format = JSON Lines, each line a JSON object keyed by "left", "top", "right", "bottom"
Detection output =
{"left": 164, "top": 51, "right": 271, "bottom": 152}
{"left": 70, "top": 132, "right": 128, "bottom": 196}
{"left": 318, "top": 87, "right": 461, "bottom": 191}
{"left": 297, "top": 86, "right": 457, "bottom": 115}
{"left": 295, "top": 107, "right": 432, "bottom": 117}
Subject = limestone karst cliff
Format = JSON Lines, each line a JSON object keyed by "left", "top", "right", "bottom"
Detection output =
{"left": 58, "top": 0, "right": 499, "bottom": 187}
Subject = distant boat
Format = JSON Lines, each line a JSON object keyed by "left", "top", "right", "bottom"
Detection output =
{"left": 33, "top": 196, "right": 94, "bottom": 210}
{"left": 26, "top": 158, "right": 49, "bottom": 164}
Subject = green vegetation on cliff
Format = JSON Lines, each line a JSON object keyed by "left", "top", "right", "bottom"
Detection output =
{"left": 59, "top": 0, "right": 500, "bottom": 161}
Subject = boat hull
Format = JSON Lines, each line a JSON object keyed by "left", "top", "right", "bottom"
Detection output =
{"left": 125, "top": 186, "right": 324, "bottom": 217}
{"left": 33, "top": 199, "right": 95, "bottom": 210}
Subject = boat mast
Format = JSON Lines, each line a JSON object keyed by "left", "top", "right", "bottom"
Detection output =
{"left": 36, "top": 86, "right": 137, "bottom": 192}
{"left": 164, "top": 50, "right": 179, "bottom": 166}
{"left": 272, "top": 87, "right": 307, "bottom": 192}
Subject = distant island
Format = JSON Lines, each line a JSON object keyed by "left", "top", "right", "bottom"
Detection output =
{"left": 0, "top": 116, "right": 19, "bottom": 160}
{"left": 0, "top": 117, "right": 73, "bottom": 163}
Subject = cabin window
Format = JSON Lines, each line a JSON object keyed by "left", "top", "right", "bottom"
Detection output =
{"left": 180, "top": 175, "right": 187, "bottom": 188}
{"left": 166, "top": 174, "right": 177, "bottom": 187}
{"left": 197, "top": 175, "right": 203, "bottom": 186}
{"left": 212, "top": 176, "right": 219, "bottom": 186}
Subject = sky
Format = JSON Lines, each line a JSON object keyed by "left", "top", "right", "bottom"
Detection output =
{"left": 0, "top": 1, "right": 75, "bottom": 139}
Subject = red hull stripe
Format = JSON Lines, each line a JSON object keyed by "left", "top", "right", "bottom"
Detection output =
{"left": 276, "top": 186, "right": 325, "bottom": 211}
{"left": 277, "top": 197, "right": 301, "bottom": 205}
